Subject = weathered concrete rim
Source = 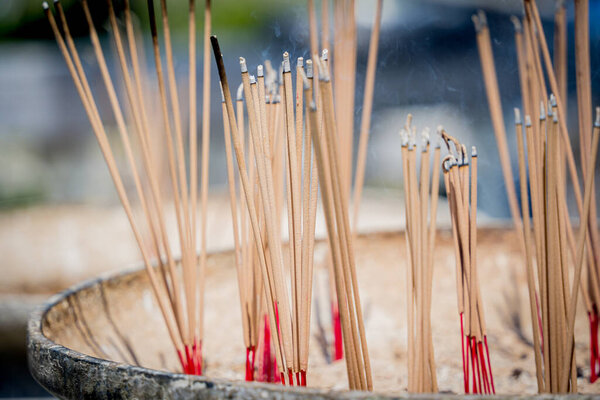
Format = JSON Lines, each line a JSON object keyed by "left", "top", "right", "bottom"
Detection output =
{"left": 26, "top": 230, "right": 591, "bottom": 399}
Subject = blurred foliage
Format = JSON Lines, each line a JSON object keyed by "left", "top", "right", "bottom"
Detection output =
{"left": 0, "top": 0, "right": 296, "bottom": 40}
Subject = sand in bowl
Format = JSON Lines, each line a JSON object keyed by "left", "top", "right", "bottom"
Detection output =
{"left": 39, "top": 229, "right": 600, "bottom": 395}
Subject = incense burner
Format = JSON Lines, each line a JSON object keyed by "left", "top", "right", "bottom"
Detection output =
{"left": 27, "top": 229, "right": 597, "bottom": 398}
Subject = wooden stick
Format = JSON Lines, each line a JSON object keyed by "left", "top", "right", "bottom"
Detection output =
{"left": 220, "top": 89, "right": 250, "bottom": 349}
{"left": 210, "top": 37, "right": 286, "bottom": 377}
{"left": 525, "top": 0, "right": 586, "bottom": 236}
{"left": 188, "top": 0, "right": 197, "bottom": 261}
{"left": 245, "top": 65, "right": 293, "bottom": 376}
{"left": 319, "top": 67, "right": 372, "bottom": 389}
{"left": 553, "top": 0, "right": 567, "bottom": 111}
{"left": 321, "top": 0, "right": 330, "bottom": 54}
{"left": 308, "top": 102, "right": 357, "bottom": 388}
{"left": 320, "top": 66, "right": 364, "bottom": 389}
{"left": 511, "top": 17, "right": 532, "bottom": 122}
{"left": 561, "top": 113, "right": 600, "bottom": 389}
{"left": 352, "top": 0, "right": 383, "bottom": 231}
{"left": 400, "top": 135, "right": 415, "bottom": 391}
{"left": 426, "top": 138, "right": 441, "bottom": 392}
{"left": 574, "top": 0, "right": 600, "bottom": 300}
{"left": 158, "top": 0, "right": 193, "bottom": 271}
{"left": 147, "top": 0, "right": 193, "bottom": 344}
{"left": 111, "top": 0, "right": 189, "bottom": 343}
{"left": 472, "top": 12, "right": 524, "bottom": 244}
{"left": 80, "top": 0, "right": 165, "bottom": 288}
{"left": 514, "top": 109, "right": 544, "bottom": 391}
{"left": 198, "top": 0, "right": 212, "bottom": 343}
{"left": 44, "top": 2, "right": 183, "bottom": 354}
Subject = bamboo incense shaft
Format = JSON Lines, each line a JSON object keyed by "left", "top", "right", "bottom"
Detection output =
{"left": 83, "top": 1, "right": 195, "bottom": 346}
{"left": 122, "top": 0, "right": 176, "bottom": 262}
{"left": 189, "top": 0, "right": 197, "bottom": 265}
{"left": 308, "top": 102, "right": 358, "bottom": 388}
{"left": 443, "top": 157, "right": 464, "bottom": 316}
{"left": 321, "top": 0, "right": 330, "bottom": 56}
{"left": 442, "top": 131, "right": 494, "bottom": 394}
{"left": 61, "top": 0, "right": 192, "bottom": 347}
{"left": 472, "top": 12, "right": 524, "bottom": 244}
{"left": 574, "top": 0, "right": 600, "bottom": 281}
{"left": 56, "top": 0, "right": 220, "bottom": 374}
{"left": 553, "top": 0, "right": 567, "bottom": 111}
{"left": 561, "top": 115, "right": 600, "bottom": 389}
{"left": 80, "top": 0, "right": 166, "bottom": 291}
{"left": 320, "top": 66, "right": 373, "bottom": 389}
{"left": 220, "top": 91, "right": 251, "bottom": 349}
{"left": 147, "top": 0, "right": 197, "bottom": 345}
{"left": 300, "top": 66, "right": 318, "bottom": 373}
{"left": 546, "top": 111, "right": 559, "bottom": 391}
{"left": 553, "top": 111, "right": 577, "bottom": 392}
{"left": 407, "top": 141, "right": 420, "bottom": 390}
{"left": 514, "top": 110, "right": 544, "bottom": 391}
{"left": 352, "top": 0, "right": 383, "bottom": 231}
{"left": 427, "top": 142, "right": 440, "bottom": 392}
{"left": 400, "top": 126, "right": 441, "bottom": 393}
{"left": 157, "top": 0, "right": 194, "bottom": 273}
{"left": 211, "top": 36, "right": 287, "bottom": 378}
{"left": 235, "top": 87, "right": 251, "bottom": 345}
{"left": 400, "top": 137, "right": 415, "bottom": 391}
{"left": 333, "top": 0, "right": 357, "bottom": 195}
{"left": 525, "top": 0, "right": 587, "bottom": 228}
{"left": 420, "top": 143, "right": 428, "bottom": 389}
{"left": 242, "top": 62, "right": 294, "bottom": 375}
{"left": 470, "top": 149, "right": 480, "bottom": 339}
{"left": 282, "top": 53, "right": 303, "bottom": 373}
{"left": 44, "top": 2, "right": 183, "bottom": 353}
{"left": 511, "top": 17, "right": 532, "bottom": 126}
{"left": 198, "top": 0, "right": 212, "bottom": 343}
{"left": 320, "top": 68, "right": 366, "bottom": 389}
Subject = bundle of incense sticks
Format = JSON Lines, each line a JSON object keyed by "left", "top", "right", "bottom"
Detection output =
{"left": 441, "top": 132, "right": 495, "bottom": 395}
{"left": 307, "top": 0, "right": 383, "bottom": 362}
{"left": 219, "top": 54, "right": 318, "bottom": 384}
{"left": 43, "top": 0, "right": 212, "bottom": 375}
{"left": 474, "top": 1, "right": 600, "bottom": 390}
{"left": 399, "top": 120, "right": 441, "bottom": 393}
{"left": 512, "top": 104, "right": 600, "bottom": 393}
{"left": 212, "top": 36, "right": 372, "bottom": 390}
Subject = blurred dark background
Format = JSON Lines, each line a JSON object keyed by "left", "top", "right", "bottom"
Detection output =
{"left": 1, "top": 0, "right": 599, "bottom": 397}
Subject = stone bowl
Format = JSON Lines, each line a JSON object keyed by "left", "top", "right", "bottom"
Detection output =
{"left": 27, "top": 229, "right": 596, "bottom": 398}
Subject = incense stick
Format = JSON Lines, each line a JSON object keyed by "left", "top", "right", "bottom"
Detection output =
{"left": 48, "top": 0, "right": 213, "bottom": 375}
{"left": 442, "top": 131, "right": 494, "bottom": 394}
{"left": 400, "top": 126, "right": 440, "bottom": 393}
{"left": 352, "top": 0, "right": 383, "bottom": 231}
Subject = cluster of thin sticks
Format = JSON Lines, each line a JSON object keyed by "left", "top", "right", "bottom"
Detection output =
{"left": 474, "top": 0, "right": 600, "bottom": 391}
{"left": 219, "top": 53, "right": 319, "bottom": 385}
{"left": 212, "top": 36, "right": 372, "bottom": 390}
{"left": 513, "top": 104, "right": 599, "bottom": 393}
{"left": 441, "top": 132, "right": 495, "bottom": 395}
{"left": 399, "top": 118, "right": 441, "bottom": 393}
{"left": 44, "top": 0, "right": 212, "bottom": 375}
{"left": 307, "top": 0, "right": 383, "bottom": 362}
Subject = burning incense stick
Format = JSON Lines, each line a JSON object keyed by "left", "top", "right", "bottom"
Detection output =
{"left": 212, "top": 35, "right": 372, "bottom": 388}
{"left": 213, "top": 39, "right": 347, "bottom": 386}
